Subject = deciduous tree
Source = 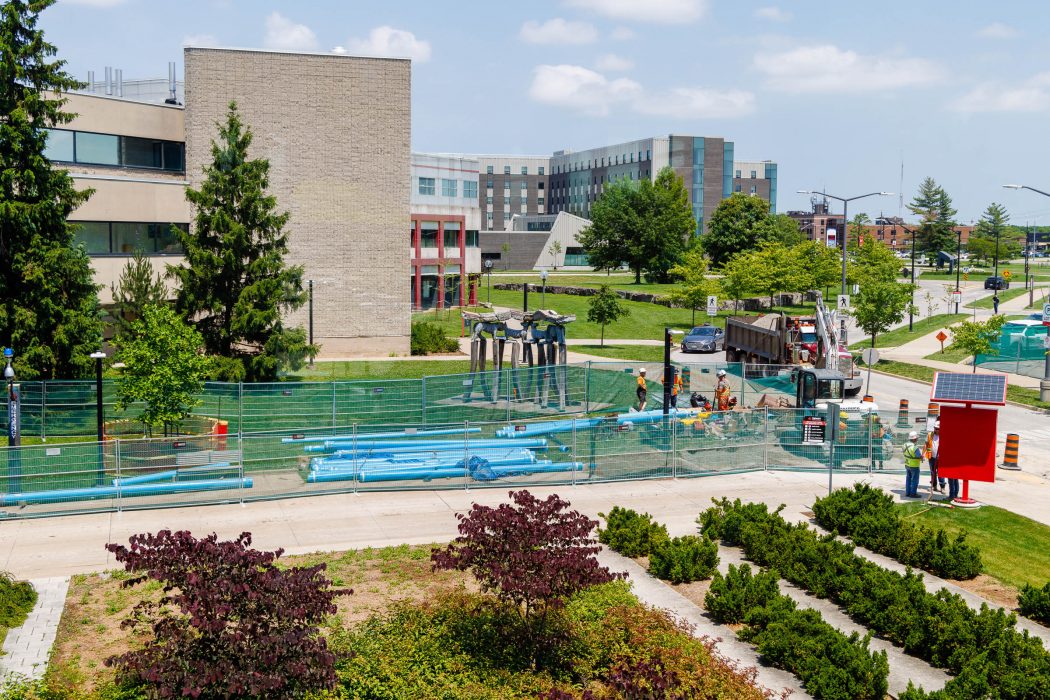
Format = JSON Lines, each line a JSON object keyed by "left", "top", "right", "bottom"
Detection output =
{"left": 668, "top": 246, "right": 716, "bottom": 325}
{"left": 170, "top": 102, "right": 315, "bottom": 381}
{"left": 704, "top": 193, "right": 797, "bottom": 266}
{"left": 0, "top": 0, "right": 104, "bottom": 379}
{"left": 587, "top": 284, "right": 629, "bottom": 346}
{"left": 950, "top": 315, "right": 1008, "bottom": 371}
{"left": 852, "top": 281, "right": 914, "bottom": 348}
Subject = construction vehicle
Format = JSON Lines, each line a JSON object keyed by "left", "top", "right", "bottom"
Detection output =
{"left": 724, "top": 292, "right": 862, "bottom": 395}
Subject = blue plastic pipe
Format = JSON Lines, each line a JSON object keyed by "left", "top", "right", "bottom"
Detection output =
{"left": 495, "top": 418, "right": 603, "bottom": 438}
{"left": 282, "top": 427, "right": 481, "bottom": 443}
{"left": 305, "top": 438, "right": 548, "bottom": 453}
{"left": 307, "top": 459, "right": 582, "bottom": 484}
{"left": 112, "top": 462, "right": 234, "bottom": 486}
{"left": 1, "top": 478, "right": 253, "bottom": 507}
{"left": 310, "top": 455, "right": 541, "bottom": 476}
{"left": 616, "top": 408, "right": 698, "bottom": 425}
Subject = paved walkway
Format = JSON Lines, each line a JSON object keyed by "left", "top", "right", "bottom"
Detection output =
{"left": 0, "top": 577, "right": 70, "bottom": 681}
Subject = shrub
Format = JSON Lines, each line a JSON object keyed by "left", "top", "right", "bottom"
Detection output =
{"left": 598, "top": 506, "right": 669, "bottom": 557}
{"left": 432, "top": 490, "right": 621, "bottom": 669}
{"left": 705, "top": 564, "right": 780, "bottom": 625}
{"left": 648, "top": 535, "right": 718, "bottom": 584}
{"left": 104, "top": 530, "right": 350, "bottom": 698}
{"left": 411, "top": 320, "right": 458, "bottom": 355}
{"left": 812, "top": 483, "right": 982, "bottom": 580}
{"left": 1019, "top": 581, "right": 1050, "bottom": 625}
{"left": 0, "top": 572, "right": 36, "bottom": 632}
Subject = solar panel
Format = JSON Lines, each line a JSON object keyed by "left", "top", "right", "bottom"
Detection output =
{"left": 931, "top": 372, "right": 1007, "bottom": 406}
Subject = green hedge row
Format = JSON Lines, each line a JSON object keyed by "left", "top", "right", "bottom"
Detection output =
{"left": 707, "top": 563, "right": 889, "bottom": 700}
{"left": 0, "top": 572, "right": 36, "bottom": 632}
{"left": 812, "top": 483, "right": 982, "bottom": 580}
{"left": 1019, "top": 582, "right": 1050, "bottom": 626}
{"left": 598, "top": 506, "right": 717, "bottom": 584}
{"left": 699, "top": 498, "right": 1050, "bottom": 699}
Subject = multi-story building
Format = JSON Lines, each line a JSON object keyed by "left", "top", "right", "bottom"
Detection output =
{"left": 410, "top": 153, "right": 481, "bottom": 309}
{"left": 788, "top": 204, "right": 974, "bottom": 250}
{"left": 49, "top": 46, "right": 412, "bottom": 356}
{"left": 547, "top": 135, "right": 774, "bottom": 232}
{"left": 731, "top": 160, "right": 777, "bottom": 211}
{"left": 475, "top": 155, "right": 550, "bottom": 231}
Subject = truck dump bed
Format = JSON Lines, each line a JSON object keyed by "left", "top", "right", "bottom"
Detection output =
{"left": 725, "top": 314, "right": 786, "bottom": 363}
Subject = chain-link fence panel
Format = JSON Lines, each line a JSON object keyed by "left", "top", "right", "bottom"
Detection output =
{"left": 674, "top": 409, "right": 768, "bottom": 476}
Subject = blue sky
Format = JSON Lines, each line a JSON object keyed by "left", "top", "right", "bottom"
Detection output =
{"left": 41, "top": 0, "right": 1050, "bottom": 224}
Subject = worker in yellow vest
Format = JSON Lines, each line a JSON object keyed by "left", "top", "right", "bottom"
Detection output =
{"left": 902, "top": 431, "right": 923, "bottom": 498}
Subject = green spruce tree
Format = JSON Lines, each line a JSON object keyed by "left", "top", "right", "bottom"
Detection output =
{"left": 907, "top": 177, "right": 957, "bottom": 257}
{"left": 170, "top": 102, "right": 315, "bottom": 381}
{"left": 0, "top": 0, "right": 103, "bottom": 379}
{"left": 111, "top": 249, "right": 167, "bottom": 341}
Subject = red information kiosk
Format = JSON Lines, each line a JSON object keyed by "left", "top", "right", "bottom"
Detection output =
{"left": 929, "top": 372, "right": 1008, "bottom": 507}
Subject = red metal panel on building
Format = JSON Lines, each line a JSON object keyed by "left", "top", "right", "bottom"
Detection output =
{"left": 935, "top": 404, "right": 998, "bottom": 483}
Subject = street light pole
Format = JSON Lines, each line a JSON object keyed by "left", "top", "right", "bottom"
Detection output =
{"left": 955, "top": 229, "right": 962, "bottom": 314}
{"left": 1003, "top": 184, "right": 1050, "bottom": 401}
{"left": 4, "top": 347, "right": 20, "bottom": 492}
{"left": 90, "top": 350, "right": 106, "bottom": 485}
{"left": 662, "top": 328, "right": 685, "bottom": 416}
{"left": 540, "top": 269, "right": 548, "bottom": 309}
{"left": 484, "top": 259, "right": 493, "bottom": 304}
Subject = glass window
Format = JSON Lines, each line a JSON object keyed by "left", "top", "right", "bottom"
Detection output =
{"left": 538, "top": 166, "right": 545, "bottom": 175}
{"left": 538, "top": 197, "right": 545, "bottom": 206}
{"left": 43, "top": 129, "right": 74, "bottom": 162}
{"left": 444, "top": 264, "right": 460, "bottom": 275}
{"left": 443, "top": 227, "right": 460, "bottom": 250}
{"left": 73, "top": 221, "right": 109, "bottom": 254}
{"left": 441, "top": 178, "right": 457, "bottom": 197}
{"left": 486, "top": 212, "right": 493, "bottom": 222}
{"left": 504, "top": 165, "right": 511, "bottom": 175}
{"left": 486, "top": 196, "right": 493, "bottom": 205}
{"left": 538, "top": 181, "right": 544, "bottom": 190}
{"left": 486, "top": 165, "right": 493, "bottom": 174}
{"left": 520, "top": 180, "right": 527, "bottom": 189}
{"left": 521, "top": 166, "right": 528, "bottom": 175}
{"left": 750, "top": 185, "right": 757, "bottom": 194}
{"left": 463, "top": 180, "right": 477, "bottom": 199}
{"left": 162, "top": 141, "right": 184, "bottom": 171}
{"left": 734, "top": 184, "right": 742, "bottom": 192}
{"left": 75, "top": 132, "right": 119, "bottom": 166}
{"left": 465, "top": 230, "right": 479, "bottom": 247}
{"left": 751, "top": 170, "right": 757, "bottom": 179}
{"left": 418, "top": 177, "right": 435, "bottom": 196}
{"left": 735, "top": 169, "right": 741, "bottom": 178}
{"left": 123, "top": 136, "right": 163, "bottom": 169}
{"left": 154, "top": 223, "right": 185, "bottom": 253}
{"left": 646, "top": 149, "right": 650, "bottom": 160}
{"left": 486, "top": 179, "right": 493, "bottom": 189}
{"left": 112, "top": 222, "right": 153, "bottom": 254}
{"left": 420, "top": 221, "right": 439, "bottom": 247}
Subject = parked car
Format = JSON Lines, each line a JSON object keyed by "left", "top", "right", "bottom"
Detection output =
{"left": 984, "top": 276, "right": 1010, "bottom": 290}
{"left": 681, "top": 324, "right": 725, "bottom": 353}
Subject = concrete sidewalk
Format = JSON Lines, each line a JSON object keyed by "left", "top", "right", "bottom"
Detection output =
{"left": 2, "top": 468, "right": 1048, "bottom": 580}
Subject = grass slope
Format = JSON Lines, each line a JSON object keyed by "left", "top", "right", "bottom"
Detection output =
{"left": 965, "top": 287, "right": 1028, "bottom": 309}
{"left": 849, "top": 314, "right": 968, "bottom": 350}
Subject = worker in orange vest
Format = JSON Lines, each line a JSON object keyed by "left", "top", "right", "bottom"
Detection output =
{"left": 715, "top": 369, "right": 731, "bottom": 411}
{"left": 636, "top": 368, "right": 648, "bottom": 411}
{"left": 670, "top": 368, "right": 684, "bottom": 408}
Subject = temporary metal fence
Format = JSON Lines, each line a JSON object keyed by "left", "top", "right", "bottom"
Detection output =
{"left": 0, "top": 405, "right": 940, "bottom": 520}
{"left": 0, "top": 361, "right": 802, "bottom": 443}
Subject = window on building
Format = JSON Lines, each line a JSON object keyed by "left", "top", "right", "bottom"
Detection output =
{"left": 441, "top": 179, "right": 458, "bottom": 197}
{"left": 420, "top": 221, "right": 439, "bottom": 248}
{"left": 504, "top": 165, "right": 511, "bottom": 174}
{"left": 735, "top": 169, "right": 741, "bottom": 178}
{"left": 486, "top": 165, "right": 493, "bottom": 174}
{"left": 538, "top": 181, "right": 544, "bottom": 190}
{"left": 43, "top": 129, "right": 74, "bottom": 162}
{"left": 72, "top": 221, "right": 187, "bottom": 255}
{"left": 751, "top": 170, "right": 757, "bottom": 179}
{"left": 521, "top": 166, "right": 528, "bottom": 175}
{"left": 465, "top": 230, "right": 479, "bottom": 247}
{"left": 750, "top": 185, "right": 757, "bottom": 194}
{"left": 520, "top": 180, "right": 527, "bottom": 189}
{"left": 486, "top": 196, "right": 493, "bottom": 205}
{"left": 734, "top": 184, "right": 742, "bottom": 192}
{"left": 443, "top": 222, "right": 460, "bottom": 250}
{"left": 538, "top": 196, "right": 545, "bottom": 206}
{"left": 646, "top": 149, "right": 651, "bottom": 160}
{"left": 486, "top": 179, "right": 493, "bottom": 189}
{"left": 463, "top": 180, "right": 477, "bottom": 199}
{"left": 418, "top": 177, "right": 435, "bottom": 196}
{"left": 44, "top": 128, "right": 184, "bottom": 171}
{"left": 486, "top": 212, "right": 493, "bottom": 222}
{"left": 538, "top": 166, "right": 545, "bottom": 175}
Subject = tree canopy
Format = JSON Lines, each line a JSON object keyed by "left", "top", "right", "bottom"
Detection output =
{"left": 111, "top": 249, "right": 167, "bottom": 342}
{"left": 667, "top": 245, "right": 717, "bottom": 325}
{"left": 577, "top": 167, "right": 695, "bottom": 283}
{"left": 703, "top": 193, "right": 797, "bottom": 266}
{"left": 907, "top": 177, "right": 957, "bottom": 258}
{"left": 0, "top": 0, "right": 104, "bottom": 379}
{"left": 170, "top": 102, "right": 315, "bottom": 381}
{"left": 586, "top": 285, "right": 629, "bottom": 346}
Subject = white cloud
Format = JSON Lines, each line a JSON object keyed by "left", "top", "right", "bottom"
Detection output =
{"left": 595, "top": 53, "right": 634, "bottom": 71}
{"left": 754, "top": 6, "right": 791, "bottom": 22}
{"left": 347, "top": 26, "right": 432, "bottom": 62}
{"left": 753, "top": 45, "right": 942, "bottom": 92}
{"left": 529, "top": 63, "right": 752, "bottom": 119}
{"left": 566, "top": 0, "right": 707, "bottom": 24}
{"left": 61, "top": 0, "right": 127, "bottom": 6}
{"left": 610, "top": 26, "right": 635, "bottom": 40}
{"left": 977, "top": 22, "right": 1018, "bottom": 39}
{"left": 520, "top": 18, "right": 598, "bottom": 44}
{"left": 263, "top": 11, "right": 318, "bottom": 52}
{"left": 182, "top": 34, "right": 219, "bottom": 48}
{"left": 528, "top": 64, "right": 642, "bottom": 116}
{"left": 950, "top": 72, "right": 1050, "bottom": 112}
{"left": 635, "top": 87, "right": 755, "bottom": 118}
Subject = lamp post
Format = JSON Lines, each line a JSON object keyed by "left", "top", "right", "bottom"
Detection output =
{"left": 662, "top": 328, "right": 685, "bottom": 416}
{"left": 90, "top": 351, "right": 106, "bottom": 486}
{"left": 4, "top": 348, "right": 20, "bottom": 492}
{"left": 540, "top": 269, "right": 548, "bottom": 309}
{"left": 955, "top": 229, "right": 963, "bottom": 313}
{"left": 1003, "top": 184, "right": 1050, "bottom": 401}
{"left": 797, "top": 190, "right": 894, "bottom": 296}
{"left": 484, "top": 259, "right": 493, "bottom": 304}
{"left": 307, "top": 279, "right": 314, "bottom": 367}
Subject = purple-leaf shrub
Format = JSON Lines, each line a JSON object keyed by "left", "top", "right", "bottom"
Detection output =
{"left": 105, "top": 530, "right": 350, "bottom": 697}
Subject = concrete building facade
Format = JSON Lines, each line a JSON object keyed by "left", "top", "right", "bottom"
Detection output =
{"left": 183, "top": 47, "right": 411, "bottom": 356}
{"left": 476, "top": 155, "right": 550, "bottom": 231}
{"left": 410, "top": 153, "right": 481, "bottom": 309}
{"left": 480, "top": 212, "right": 590, "bottom": 271}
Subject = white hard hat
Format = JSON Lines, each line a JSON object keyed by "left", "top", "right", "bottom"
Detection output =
{"left": 935, "top": 420, "right": 941, "bottom": 429}
{"left": 908, "top": 431, "right": 918, "bottom": 440}
{"left": 717, "top": 369, "right": 726, "bottom": 377}
{"left": 639, "top": 367, "right": 647, "bottom": 374}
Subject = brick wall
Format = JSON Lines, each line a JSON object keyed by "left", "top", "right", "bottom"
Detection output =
{"left": 184, "top": 47, "right": 411, "bottom": 356}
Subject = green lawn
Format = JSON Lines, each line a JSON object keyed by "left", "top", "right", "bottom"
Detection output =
{"left": 896, "top": 503, "right": 1050, "bottom": 589}
{"left": 924, "top": 344, "right": 972, "bottom": 363}
{"left": 571, "top": 344, "right": 666, "bottom": 362}
{"left": 868, "top": 359, "right": 1050, "bottom": 410}
{"left": 921, "top": 263, "right": 1050, "bottom": 283}
{"left": 965, "top": 287, "right": 1028, "bottom": 309}
{"left": 849, "top": 314, "right": 968, "bottom": 350}
{"left": 489, "top": 272, "right": 679, "bottom": 296}
{"left": 284, "top": 360, "right": 473, "bottom": 381}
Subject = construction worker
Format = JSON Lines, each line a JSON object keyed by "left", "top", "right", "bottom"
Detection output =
{"left": 903, "top": 431, "right": 923, "bottom": 498}
{"left": 670, "top": 368, "right": 684, "bottom": 408}
{"left": 715, "top": 369, "right": 731, "bottom": 411}
{"left": 924, "top": 420, "right": 945, "bottom": 493}
{"left": 636, "top": 368, "right": 648, "bottom": 411}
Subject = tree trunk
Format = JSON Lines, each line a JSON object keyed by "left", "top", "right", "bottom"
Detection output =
{"left": 691, "top": 306, "right": 696, "bottom": 325}
{"left": 601, "top": 324, "right": 605, "bottom": 347}
{"left": 634, "top": 266, "right": 641, "bottom": 284}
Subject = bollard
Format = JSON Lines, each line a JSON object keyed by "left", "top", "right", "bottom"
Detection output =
{"left": 896, "top": 398, "right": 910, "bottom": 428}
{"left": 862, "top": 395, "right": 874, "bottom": 403}
{"left": 1000, "top": 433, "right": 1021, "bottom": 470}
{"left": 927, "top": 402, "right": 940, "bottom": 419}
